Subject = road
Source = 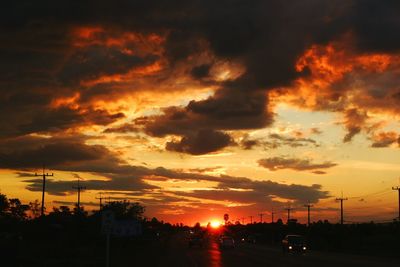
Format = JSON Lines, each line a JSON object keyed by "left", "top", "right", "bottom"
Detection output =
{"left": 154, "top": 233, "right": 400, "bottom": 267}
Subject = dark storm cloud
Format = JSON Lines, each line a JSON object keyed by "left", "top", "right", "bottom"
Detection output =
{"left": 2, "top": 0, "right": 399, "bottom": 145}
{"left": 190, "top": 64, "right": 212, "bottom": 79}
{"left": 137, "top": 90, "right": 272, "bottom": 136}
{"left": 170, "top": 177, "right": 329, "bottom": 204}
{"left": 58, "top": 46, "right": 159, "bottom": 86}
{"left": 258, "top": 157, "right": 337, "bottom": 172}
{"left": 0, "top": 135, "right": 120, "bottom": 170}
{"left": 352, "top": 0, "right": 400, "bottom": 53}
{"left": 166, "top": 129, "right": 234, "bottom": 155}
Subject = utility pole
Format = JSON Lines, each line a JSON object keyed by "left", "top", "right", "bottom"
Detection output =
{"left": 393, "top": 186, "right": 400, "bottom": 220}
{"left": 336, "top": 193, "right": 348, "bottom": 225}
{"left": 96, "top": 192, "right": 105, "bottom": 210}
{"left": 35, "top": 165, "right": 53, "bottom": 216}
{"left": 259, "top": 213, "right": 264, "bottom": 223}
{"left": 249, "top": 216, "right": 253, "bottom": 224}
{"left": 285, "top": 206, "right": 293, "bottom": 223}
{"left": 304, "top": 203, "right": 313, "bottom": 226}
{"left": 72, "top": 177, "right": 86, "bottom": 213}
{"left": 271, "top": 209, "right": 275, "bottom": 223}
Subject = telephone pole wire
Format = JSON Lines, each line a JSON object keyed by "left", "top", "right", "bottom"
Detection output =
{"left": 393, "top": 186, "right": 400, "bottom": 220}
{"left": 35, "top": 165, "right": 53, "bottom": 216}
{"left": 285, "top": 206, "right": 293, "bottom": 223}
{"left": 96, "top": 192, "right": 106, "bottom": 210}
{"left": 336, "top": 193, "right": 348, "bottom": 225}
{"left": 72, "top": 177, "right": 86, "bottom": 213}
{"left": 304, "top": 203, "right": 313, "bottom": 226}
{"left": 259, "top": 213, "right": 265, "bottom": 223}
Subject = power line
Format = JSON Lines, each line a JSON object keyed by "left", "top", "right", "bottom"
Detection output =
{"left": 35, "top": 165, "right": 53, "bottom": 216}
{"left": 96, "top": 192, "right": 106, "bottom": 210}
{"left": 258, "top": 213, "right": 265, "bottom": 223}
{"left": 349, "top": 188, "right": 393, "bottom": 200}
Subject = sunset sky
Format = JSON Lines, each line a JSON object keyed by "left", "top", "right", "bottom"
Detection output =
{"left": 1, "top": 0, "right": 399, "bottom": 225}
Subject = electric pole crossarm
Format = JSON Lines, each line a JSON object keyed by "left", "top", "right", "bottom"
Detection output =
{"left": 73, "top": 177, "right": 86, "bottom": 212}
{"left": 96, "top": 193, "right": 106, "bottom": 210}
{"left": 34, "top": 166, "right": 54, "bottom": 217}
{"left": 304, "top": 204, "right": 313, "bottom": 226}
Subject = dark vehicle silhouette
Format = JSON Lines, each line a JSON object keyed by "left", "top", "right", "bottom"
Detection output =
{"left": 219, "top": 236, "right": 235, "bottom": 249}
{"left": 188, "top": 234, "right": 204, "bottom": 248}
{"left": 240, "top": 235, "right": 256, "bottom": 244}
{"left": 282, "top": 234, "right": 307, "bottom": 253}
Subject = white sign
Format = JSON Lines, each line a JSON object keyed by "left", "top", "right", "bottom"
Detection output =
{"left": 101, "top": 210, "right": 115, "bottom": 234}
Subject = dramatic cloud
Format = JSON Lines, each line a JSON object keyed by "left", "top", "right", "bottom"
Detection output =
{"left": 370, "top": 131, "right": 400, "bottom": 148}
{"left": 258, "top": 157, "right": 337, "bottom": 172}
{"left": 2, "top": 0, "right": 400, "bottom": 144}
{"left": 166, "top": 129, "right": 234, "bottom": 155}
{"left": 169, "top": 177, "right": 329, "bottom": 205}
{"left": 342, "top": 108, "right": 369, "bottom": 143}
{"left": 137, "top": 90, "right": 273, "bottom": 137}
{"left": 5, "top": 134, "right": 329, "bottom": 206}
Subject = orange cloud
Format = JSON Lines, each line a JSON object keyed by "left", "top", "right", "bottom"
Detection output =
{"left": 273, "top": 39, "right": 400, "bottom": 142}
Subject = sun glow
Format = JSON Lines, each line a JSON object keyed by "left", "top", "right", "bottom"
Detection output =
{"left": 210, "top": 220, "right": 222, "bottom": 229}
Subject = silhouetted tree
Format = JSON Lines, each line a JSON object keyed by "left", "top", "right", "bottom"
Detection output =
{"left": 29, "top": 200, "right": 41, "bottom": 219}
{"left": 9, "top": 198, "right": 29, "bottom": 219}
{"left": 50, "top": 205, "right": 73, "bottom": 217}
{"left": 224, "top": 213, "right": 229, "bottom": 225}
{"left": 102, "top": 200, "right": 144, "bottom": 220}
{"left": 0, "top": 193, "right": 9, "bottom": 216}
{"left": 194, "top": 222, "right": 201, "bottom": 230}
{"left": 73, "top": 204, "right": 88, "bottom": 217}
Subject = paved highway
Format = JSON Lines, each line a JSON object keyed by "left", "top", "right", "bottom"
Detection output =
{"left": 154, "top": 233, "right": 400, "bottom": 267}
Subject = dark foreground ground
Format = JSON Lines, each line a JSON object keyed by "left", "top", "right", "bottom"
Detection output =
{"left": 7, "top": 231, "right": 400, "bottom": 267}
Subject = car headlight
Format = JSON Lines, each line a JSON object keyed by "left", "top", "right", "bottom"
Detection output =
{"left": 303, "top": 246, "right": 307, "bottom": 250}
{"left": 288, "top": 246, "right": 292, "bottom": 250}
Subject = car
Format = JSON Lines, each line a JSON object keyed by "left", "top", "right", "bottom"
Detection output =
{"left": 188, "top": 234, "right": 204, "bottom": 248}
{"left": 219, "top": 236, "right": 235, "bottom": 249}
{"left": 282, "top": 234, "right": 307, "bottom": 253}
{"left": 240, "top": 235, "right": 256, "bottom": 244}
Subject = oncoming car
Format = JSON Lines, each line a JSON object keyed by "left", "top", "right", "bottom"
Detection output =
{"left": 282, "top": 235, "right": 307, "bottom": 254}
{"left": 188, "top": 234, "right": 204, "bottom": 248}
{"left": 219, "top": 236, "right": 235, "bottom": 249}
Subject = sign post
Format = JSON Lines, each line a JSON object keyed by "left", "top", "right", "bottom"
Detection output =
{"left": 102, "top": 210, "right": 115, "bottom": 267}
